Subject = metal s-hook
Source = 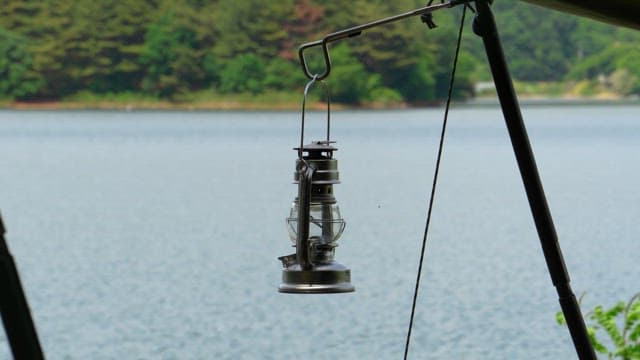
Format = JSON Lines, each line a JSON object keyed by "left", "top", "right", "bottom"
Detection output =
{"left": 299, "top": 75, "right": 331, "bottom": 160}
{"left": 298, "top": 40, "right": 332, "bottom": 81}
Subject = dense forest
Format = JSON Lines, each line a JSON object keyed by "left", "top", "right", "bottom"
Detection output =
{"left": 0, "top": 0, "right": 639, "bottom": 105}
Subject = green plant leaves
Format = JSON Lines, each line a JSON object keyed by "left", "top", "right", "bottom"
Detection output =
{"left": 557, "top": 293, "right": 640, "bottom": 359}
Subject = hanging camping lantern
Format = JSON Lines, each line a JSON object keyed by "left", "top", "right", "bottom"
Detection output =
{"left": 278, "top": 78, "right": 354, "bottom": 294}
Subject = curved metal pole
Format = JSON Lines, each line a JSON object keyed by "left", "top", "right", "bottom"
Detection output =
{"left": 298, "top": 0, "right": 469, "bottom": 80}
{"left": 473, "top": 1, "right": 596, "bottom": 359}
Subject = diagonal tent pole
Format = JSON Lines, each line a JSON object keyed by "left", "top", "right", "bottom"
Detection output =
{"left": 472, "top": 1, "right": 596, "bottom": 359}
{"left": 0, "top": 213, "right": 45, "bottom": 359}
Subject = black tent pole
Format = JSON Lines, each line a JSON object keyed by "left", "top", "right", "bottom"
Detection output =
{"left": 0, "top": 213, "right": 45, "bottom": 359}
{"left": 473, "top": 1, "right": 596, "bottom": 359}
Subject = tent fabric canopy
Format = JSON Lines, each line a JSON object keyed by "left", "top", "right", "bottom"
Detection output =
{"left": 520, "top": 0, "right": 640, "bottom": 30}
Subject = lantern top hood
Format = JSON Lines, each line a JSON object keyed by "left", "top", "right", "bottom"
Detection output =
{"left": 294, "top": 140, "right": 337, "bottom": 158}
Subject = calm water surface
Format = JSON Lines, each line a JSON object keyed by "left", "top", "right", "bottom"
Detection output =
{"left": 0, "top": 106, "right": 638, "bottom": 359}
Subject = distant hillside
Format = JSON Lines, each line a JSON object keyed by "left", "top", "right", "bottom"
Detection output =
{"left": 0, "top": 0, "right": 638, "bottom": 105}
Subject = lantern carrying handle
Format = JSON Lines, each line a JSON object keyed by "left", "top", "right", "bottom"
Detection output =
{"left": 295, "top": 160, "right": 315, "bottom": 270}
{"left": 299, "top": 75, "right": 331, "bottom": 161}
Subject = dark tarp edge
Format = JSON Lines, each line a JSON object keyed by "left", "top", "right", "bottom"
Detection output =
{"left": 519, "top": 0, "right": 640, "bottom": 30}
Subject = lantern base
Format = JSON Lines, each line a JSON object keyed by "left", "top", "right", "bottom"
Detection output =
{"left": 279, "top": 262, "right": 354, "bottom": 294}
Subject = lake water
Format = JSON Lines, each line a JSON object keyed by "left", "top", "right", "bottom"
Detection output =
{"left": 0, "top": 106, "right": 638, "bottom": 359}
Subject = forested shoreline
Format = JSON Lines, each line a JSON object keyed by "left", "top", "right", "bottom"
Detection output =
{"left": 1, "top": 1, "right": 639, "bottom": 108}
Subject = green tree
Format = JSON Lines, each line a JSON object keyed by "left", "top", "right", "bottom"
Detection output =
{"left": 213, "top": 0, "right": 294, "bottom": 60}
{"left": 490, "top": 1, "right": 577, "bottom": 81}
{"left": 346, "top": 0, "right": 437, "bottom": 101}
{"left": 314, "top": 1, "right": 474, "bottom": 103}
{"left": 568, "top": 43, "right": 640, "bottom": 95}
{"left": 66, "top": 1, "right": 155, "bottom": 93}
{"left": 0, "top": 1, "right": 76, "bottom": 98}
{"left": 264, "top": 58, "right": 307, "bottom": 91}
{"left": 0, "top": 27, "right": 43, "bottom": 99}
{"left": 141, "top": 1, "right": 214, "bottom": 98}
{"left": 219, "top": 54, "right": 266, "bottom": 94}
{"left": 326, "top": 43, "right": 386, "bottom": 104}
{"left": 141, "top": 11, "right": 190, "bottom": 97}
